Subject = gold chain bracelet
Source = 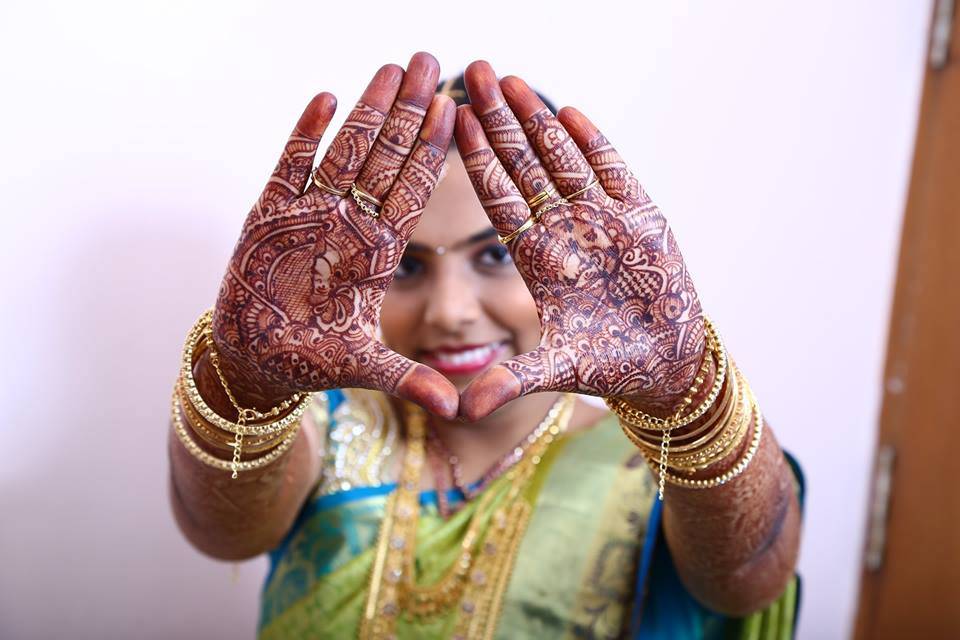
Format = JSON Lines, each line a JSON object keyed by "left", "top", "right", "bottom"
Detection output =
{"left": 626, "top": 359, "right": 740, "bottom": 453}
{"left": 605, "top": 315, "right": 728, "bottom": 501}
{"left": 170, "top": 385, "right": 300, "bottom": 475}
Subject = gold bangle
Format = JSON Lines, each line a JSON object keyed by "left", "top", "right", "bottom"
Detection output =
{"left": 606, "top": 316, "right": 727, "bottom": 431}
{"left": 627, "top": 358, "right": 740, "bottom": 451}
{"left": 653, "top": 392, "right": 764, "bottom": 489}
{"left": 645, "top": 370, "right": 752, "bottom": 471}
{"left": 171, "top": 384, "right": 300, "bottom": 474}
{"left": 176, "top": 381, "right": 292, "bottom": 454}
{"left": 179, "top": 310, "right": 312, "bottom": 437}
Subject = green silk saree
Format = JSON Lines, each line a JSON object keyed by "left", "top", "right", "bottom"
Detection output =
{"left": 258, "top": 390, "right": 804, "bottom": 639}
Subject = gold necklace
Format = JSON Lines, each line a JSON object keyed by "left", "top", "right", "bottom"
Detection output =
{"left": 359, "top": 394, "right": 575, "bottom": 639}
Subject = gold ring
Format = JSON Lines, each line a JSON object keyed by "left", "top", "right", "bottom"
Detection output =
{"left": 350, "top": 183, "right": 381, "bottom": 219}
{"left": 351, "top": 183, "right": 383, "bottom": 207}
{"left": 526, "top": 187, "right": 555, "bottom": 209}
{"left": 310, "top": 171, "right": 347, "bottom": 197}
{"left": 564, "top": 179, "right": 599, "bottom": 202}
{"left": 534, "top": 197, "right": 569, "bottom": 218}
{"left": 498, "top": 214, "right": 538, "bottom": 244}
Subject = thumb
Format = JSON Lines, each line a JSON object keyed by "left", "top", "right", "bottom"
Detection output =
{"left": 459, "top": 346, "right": 571, "bottom": 421}
{"left": 361, "top": 340, "right": 459, "bottom": 420}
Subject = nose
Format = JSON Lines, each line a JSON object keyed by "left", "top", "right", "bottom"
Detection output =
{"left": 423, "top": 261, "right": 481, "bottom": 333}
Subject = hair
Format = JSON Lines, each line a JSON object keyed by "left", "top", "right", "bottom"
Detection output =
{"left": 436, "top": 74, "right": 558, "bottom": 115}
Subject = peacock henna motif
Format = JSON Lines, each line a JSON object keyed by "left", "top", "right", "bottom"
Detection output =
{"left": 211, "top": 54, "right": 458, "bottom": 417}
{"left": 456, "top": 62, "right": 705, "bottom": 419}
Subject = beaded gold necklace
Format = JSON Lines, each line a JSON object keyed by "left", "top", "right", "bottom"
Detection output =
{"left": 359, "top": 394, "right": 575, "bottom": 640}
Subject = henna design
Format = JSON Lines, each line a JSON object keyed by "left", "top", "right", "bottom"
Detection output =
{"left": 354, "top": 100, "right": 428, "bottom": 200}
{"left": 496, "top": 184, "right": 704, "bottom": 402}
{"left": 460, "top": 148, "right": 528, "bottom": 236}
{"left": 521, "top": 108, "right": 596, "bottom": 195}
{"left": 379, "top": 137, "right": 446, "bottom": 240}
{"left": 457, "top": 81, "right": 704, "bottom": 416}
{"left": 581, "top": 133, "right": 643, "bottom": 203}
{"left": 478, "top": 105, "right": 556, "bottom": 198}
{"left": 315, "top": 102, "right": 387, "bottom": 192}
{"left": 212, "top": 71, "right": 456, "bottom": 415}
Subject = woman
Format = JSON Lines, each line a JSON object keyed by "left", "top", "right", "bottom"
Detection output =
{"left": 168, "top": 52, "right": 804, "bottom": 639}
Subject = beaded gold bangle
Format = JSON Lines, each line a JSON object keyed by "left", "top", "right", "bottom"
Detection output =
{"left": 606, "top": 316, "right": 727, "bottom": 432}
{"left": 652, "top": 390, "right": 764, "bottom": 490}
{"left": 170, "top": 384, "right": 300, "bottom": 475}
{"left": 179, "top": 310, "right": 311, "bottom": 438}
{"left": 176, "top": 381, "right": 293, "bottom": 454}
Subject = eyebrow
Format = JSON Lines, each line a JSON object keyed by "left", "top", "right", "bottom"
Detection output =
{"left": 405, "top": 227, "right": 499, "bottom": 254}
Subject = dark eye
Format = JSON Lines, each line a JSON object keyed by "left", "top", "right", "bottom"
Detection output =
{"left": 476, "top": 243, "right": 514, "bottom": 269}
{"left": 394, "top": 254, "right": 424, "bottom": 280}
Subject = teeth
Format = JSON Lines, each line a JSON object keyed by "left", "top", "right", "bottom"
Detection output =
{"left": 432, "top": 343, "right": 500, "bottom": 367}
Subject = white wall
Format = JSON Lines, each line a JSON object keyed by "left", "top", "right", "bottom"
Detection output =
{"left": 0, "top": 1, "right": 930, "bottom": 638}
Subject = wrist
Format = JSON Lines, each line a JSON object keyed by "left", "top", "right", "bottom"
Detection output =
{"left": 620, "top": 343, "right": 717, "bottom": 426}
{"left": 207, "top": 311, "right": 299, "bottom": 414}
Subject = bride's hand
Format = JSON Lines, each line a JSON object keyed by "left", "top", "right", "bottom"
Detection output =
{"left": 212, "top": 52, "right": 459, "bottom": 419}
{"left": 455, "top": 61, "right": 706, "bottom": 421}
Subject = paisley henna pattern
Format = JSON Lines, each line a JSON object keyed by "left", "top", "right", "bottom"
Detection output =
{"left": 212, "top": 69, "right": 455, "bottom": 414}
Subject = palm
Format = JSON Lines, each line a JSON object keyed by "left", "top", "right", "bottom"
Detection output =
{"left": 212, "top": 54, "right": 458, "bottom": 418}
{"left": 455, "top": 61, "right": 705, "bottom": 419}
{"left": 510, "top": 187, "right": 704, "bottom": 401}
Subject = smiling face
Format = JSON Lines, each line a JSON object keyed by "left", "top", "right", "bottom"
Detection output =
{"left": 380, "top": 149, "right": 541, "bottom": 391}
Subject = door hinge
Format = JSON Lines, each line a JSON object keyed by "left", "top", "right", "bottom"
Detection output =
{"left": 864, "top": 444, "right": 896, "bottom": 571}
{"left": 931, "top": 0, "right": 955, "bottom": 69}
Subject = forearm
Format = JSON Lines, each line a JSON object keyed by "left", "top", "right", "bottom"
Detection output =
{"left": 656, "top": 357, "right": 801, "bottom": 616}
{"left": 662, "top": 417, "right": 800, "bottom": 616}
{"left": 167, "top": 352, "right": 320, "bottom": 561}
